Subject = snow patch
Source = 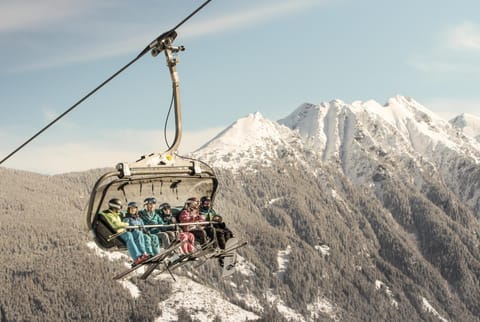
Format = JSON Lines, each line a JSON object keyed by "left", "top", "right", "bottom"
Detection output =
{"left": 266, "top": 291, "right": 340, "bottom": 322}
{"left": 236, "top": 254, "right": 256, "bottom": 277}
{"left": 86, "top": 241, "right": 129, "bottom": 261}
{"left": 234, "top": 290, "right": 263, "bottom": 312}
{"left": 420, "top": 296, "right": 448, "bottom": 322}
{"left": 266, "top": 197, "right": 283, "bottom": 207}
{"left": 155, "top": 275, "right": 259, "bottom": 322}
{"left": 331, "top": 189, "right": 339, "bottom": 199}
{"left": 276, "top": 245, "right": 291, "bottom": 281}
{"left": 307, "top": 297, "right": 339, "bottom": 321}
{"left": 267, "top": 290, "right": 306, "bottom": 322}
{"left": 87, "top": 242, "right": 143, "bottom": 298}
{"left": 118, "top": 280, "right": 141, "bottom": 298}
{"left": 315, "top": 244, "right": 330, "bottom": 257}
{"left": 375, "top": 280, "right": 398, "bottom": 308}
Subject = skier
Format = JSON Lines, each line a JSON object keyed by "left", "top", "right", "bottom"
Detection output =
{"left": 158, "top": 202, "right": 178, "bottom": 245}
{"left": 199, "top": 196, "right": 235, "bottom": 267}
{"left": 99, "top": 198, "right": 149, "bottom": 266}
{"left": 123, "top": 201, "right": 160, "bottom": 256}
{"left": 178, "top": 197, "right": 207, "bottom": 253}
{"left": 139, "top": 197, "right": 171, "bottom": 249}
{"left": 199, "top": 196, "right": 233, "bottom": 250}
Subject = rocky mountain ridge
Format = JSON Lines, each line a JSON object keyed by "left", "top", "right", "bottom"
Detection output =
{"left": 195, "top": 95, "right": 480, "bottom": 216}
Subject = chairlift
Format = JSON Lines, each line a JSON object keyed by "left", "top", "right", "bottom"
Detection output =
{"left": 85, "top": 32, "right": 218, "bottom": 251}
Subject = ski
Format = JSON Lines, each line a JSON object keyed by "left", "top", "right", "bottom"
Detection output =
{"left": 113, "top": 240, "right": 185, "bottom": 280}
{"left": 221, "top": 251, "right": 237, "bottom": 278}
{"left": 141, "top": 240, "right": 217, "bottom": 279}
{"left": 213, "top": 238, "right": 247, "bottom": 277}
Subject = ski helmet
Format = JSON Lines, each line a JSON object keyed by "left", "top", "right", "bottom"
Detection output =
{"left": 200, "top": 196, "right": 211, "bottom": 203}
{"left": 108, "top": 198, "right": 122, "bottom": 210}
{"left": 144, "top": 197, "right": 157, "bottom": 204}
{"left": 127, "top": 201, "right": 138, "bottom": 209}
{"left": 185, "top": 197, "right": 198, "bottom": 209}
{"left": 187, "top": 196, "right": 199, "bottom": 203}
{"left": 159, "top": 202, "right": 171, "bottom": 210}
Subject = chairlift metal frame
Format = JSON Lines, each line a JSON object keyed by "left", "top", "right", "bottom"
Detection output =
{"left": 85, "top": 33, "right": 218, "bottom": 250}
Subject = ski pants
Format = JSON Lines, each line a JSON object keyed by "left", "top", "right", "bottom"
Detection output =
{"left": 120, "top": 230, "right": 146, "bottom": 260}
{"left": 206, "top": 223, "right": 233, "bottom": 249}
{"left": 179, "top": 232, "right": 195, "bottom": 253}
{"left": 157, "top": 231, "right": 176, "bottom": 249}
{"left": 144, "top": 233, "right": 160, "bottom": 256}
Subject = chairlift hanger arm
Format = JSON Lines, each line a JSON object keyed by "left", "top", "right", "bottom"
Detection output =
{"left": 116, "top": 34, "right": 188, "bottom": 171}
{"left": 150, "top": 33, "right": 185, "bottom": 155}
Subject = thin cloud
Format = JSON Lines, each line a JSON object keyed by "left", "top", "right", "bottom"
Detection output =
{"left": 3, "top": 0, "right": 328, "bottom": 73}
{"left": 9, "top": 36, "right": 146, "bottom": 73}
{"left": 180, "top": 0, "right": 324, "bottom": 37}
{"left": 42, "top": 109, "right": 78, "bottom": 129}
{"left": 0, "top": 127, "right": 224, "bottom": 174}
{"left": 406, "top": 59, "right": 468, "bottom": 73}
{"left": 0, "top": 0, "right": 110, "bottom": 32}
{"left": 408, "top": 21, "right": 480, "bottom": 73}
{"left": 445, "top": 21, "right": 480, "bottom": 51}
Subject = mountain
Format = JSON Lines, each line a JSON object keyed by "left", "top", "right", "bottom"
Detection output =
{"left": 197, "top": 95, "right": 480, "bottom": 216}
{"left": 1, "top": 95, "right": 480, "bottom": 321}
{"left": 192, "top": 95, "right": 480, "bottom": 320}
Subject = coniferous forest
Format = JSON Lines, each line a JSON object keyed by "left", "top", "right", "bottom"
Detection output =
{"left": 1, "top": 161, "right": 479, "bottom": 321}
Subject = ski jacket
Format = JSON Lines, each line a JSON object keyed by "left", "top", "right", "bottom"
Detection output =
{"left": 100, "top": 209, "right": 129, "bottom": 233}
{"left": 160, "top": 213, "right": 177, "bottom": 231}
{"left": 139, "top": 209, "right": 167, "bottom": 234}
{"left": 199, "top": 206, "right": 222, "bottom": 222}
{"left": 179, "top": 209, "right": 205, "bottom": 232}
{"left": 123, "top": 215, "right": 145, "bottom": 228}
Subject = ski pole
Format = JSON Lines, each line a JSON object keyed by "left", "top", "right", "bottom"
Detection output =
{"left": 124, "top": 221, "right": 215, "bottom": 229}
{"left": 107, "top": 230, "right": 126, "bottom": 242}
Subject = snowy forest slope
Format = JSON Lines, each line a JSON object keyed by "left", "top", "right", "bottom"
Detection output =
{"left": 1, "top": 95, "right": 480, "bottom": 321}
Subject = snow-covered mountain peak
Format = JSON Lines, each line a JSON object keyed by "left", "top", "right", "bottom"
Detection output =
{"left": 278, "top": 103, "right": 323, "bottom": 136}
{"left": 355, "top": 95, "right": 444, "bottom": 130}
{"left": 384, "top": 94, "right": 422, "bottom": 108}
{"left": 280, "top": 96, "right": 442, "bottom": 136}
{"left": 194, "top": 96, "right": 480, "bottom": 174}
{"left": 193, "top": 112, "right": 303, "bottom": 170}
{"left": 450, "top": 113, "right": 480, "bottom": 142}
{"left": 199, "top": 112, "right": 284, "bottom": 149}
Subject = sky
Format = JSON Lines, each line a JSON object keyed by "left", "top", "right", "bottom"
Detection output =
{"left": 1, "top": 0, "right": 480, "bottom": 174}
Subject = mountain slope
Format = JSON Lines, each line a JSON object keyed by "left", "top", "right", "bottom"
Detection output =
{"left": 193, "top": 95, "right": 480, "bottom": 320}
{"left": 1, "top": 95, "right": 480, "bottom": 321}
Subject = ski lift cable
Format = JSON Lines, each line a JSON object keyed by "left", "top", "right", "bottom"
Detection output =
{"left": 0, "top": 0, "right": 213, "bottom": 166}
